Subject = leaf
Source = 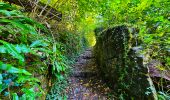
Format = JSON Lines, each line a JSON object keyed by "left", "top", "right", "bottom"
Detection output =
{"left": 17, "top": 75, "right": 39, "bottom": 83}
{"left": 21, "top": 17, "right": 48, "bottom": 32}
{"left": 0, "top": 61, "right": 32, "bottom": 75}
{"left": 12, "top": 93, "right": 19, "bottom": 100}
{"left": 3, "top": 79, "right": 12, "bottom": 85}
{"left": 0, "top": 19, "right": 36, "bottom": 35}
{"left": 0, "top": 2, "right": 13, "bottom": 10}
{"left": 24, "top": 24, "right": 37, "bottom": 34}
{"left": 54, "top": 61, "right": 62, "bottom": 72}
{"left": 0, "top": 10, "right": 11, "bottom": 16}
{"left": 22, "top": 88, "right": 37, "bottom": 99}
{"left": 32, "top": 48, "right": 53, "bottom": 54}
{"left": 0, "top": 44, "right": 30, "bottom": 57}
{"left": 0, "top": 9, "right": 21, "bottom": 17}
{"left": 0, "top": 74, "right": 2, "bottom": 84}
{"left": 0, "top": 74, "right": 2, "bottom": 92}
{"left": 0, "top": 40, "right": 25, "bottom": 62}
{"left": 20, "top": 94, "right": 27, "bottom": 100}
{"left": 30, "top": 40, "right": 49, "bottom": 48}
{"left": 10, "top": 10, "right": 23, "bottom": 16}
{"left": 0, "top": 83, "right": 8, "bottom": 93}
{"left": 15, "top": 44, "right": 30, "bottom": 53}
{"left": 53, "top": 42, "right": 57, "bottom": 53}
{"left": 0, "top": 45, "right": 6, "bottom": 53}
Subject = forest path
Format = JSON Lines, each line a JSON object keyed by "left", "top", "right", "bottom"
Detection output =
{"left": 66, "top": 48, "right": 113, "bottom": 100}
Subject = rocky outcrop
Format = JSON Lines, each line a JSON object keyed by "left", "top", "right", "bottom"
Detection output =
{"left": 94, "top": 25, "right": 157, "bottom": 99}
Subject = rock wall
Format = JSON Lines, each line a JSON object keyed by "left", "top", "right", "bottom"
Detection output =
{"left": 94, "top": 25, "right": 157, "bottom": 99}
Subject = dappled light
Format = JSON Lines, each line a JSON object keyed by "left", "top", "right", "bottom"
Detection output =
{"left": 85, "top": 32, "right": 96, "bottom": 47}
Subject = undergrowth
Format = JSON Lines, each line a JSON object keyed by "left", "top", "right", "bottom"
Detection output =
{"left": 0, "top": 2, "right": 70, "bottom": 99}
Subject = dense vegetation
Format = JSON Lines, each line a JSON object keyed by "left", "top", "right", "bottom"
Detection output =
{"left": 0, "top": 2, "right": 69, "bottom": 99}
{"left": 0, "top": 0, "right": 170, "bottom": 99}
{"left": 0, "top": 1, "right": 86, "bottom": 99}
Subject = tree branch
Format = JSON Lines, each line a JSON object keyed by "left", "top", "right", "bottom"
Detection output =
{"left": 3, "top": 0, "right": 62, "bottom": 21}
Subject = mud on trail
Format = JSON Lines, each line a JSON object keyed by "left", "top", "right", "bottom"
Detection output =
{"left": 66, "top": 49, "right": 114, "bottom": 100}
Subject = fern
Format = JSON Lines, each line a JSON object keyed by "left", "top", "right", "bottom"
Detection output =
{"left": 0, "top": 61, "right": 31, "bottom": 75}
{"left": 0, "top": 2, "right": 69, "bottom": 99}
{"left": 0, "top": 2, "right": 14, "bottom": 10}
{"left": 0, "top": 2, "right": 47, "bottom": 99}
{"left": 30, "top": 40, "right": 49, "bottom": 48}
{"left": 0, "top": 40, "right": 25, "bottom": 62}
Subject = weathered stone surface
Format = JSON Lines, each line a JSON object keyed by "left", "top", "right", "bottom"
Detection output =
{"left": 94, "top": 25, "right": 157, "bottom": 99}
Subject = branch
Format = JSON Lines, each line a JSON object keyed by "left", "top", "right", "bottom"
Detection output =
{"left": 3, "top": 0, "right": 62, "bottom": 21}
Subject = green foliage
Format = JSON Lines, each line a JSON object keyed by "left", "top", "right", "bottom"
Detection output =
{"left": 0, "top": 62, "right": 31, "bottom": 75}
{"left": 46, "top": 79, "right": 68, "bottom": 100}
{"left": 0, "top": 2, "right": 69, "bottom": 99}
{"left": 57, "top": 31, "right": 86, "bottom": 58}
{"left": 0, "top": 40, "right": 26, "bottom": 63}
{"left": 158, "top": 91, "right": 170, "bottom": 100}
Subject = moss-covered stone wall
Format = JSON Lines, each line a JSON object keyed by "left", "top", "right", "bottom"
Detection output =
{"left": 94, "top": 25, "right": 157, "bottom": 99}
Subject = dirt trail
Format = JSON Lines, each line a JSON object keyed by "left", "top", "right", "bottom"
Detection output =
{"left": 66, "top": 49, "right": 113, "bottom": 100}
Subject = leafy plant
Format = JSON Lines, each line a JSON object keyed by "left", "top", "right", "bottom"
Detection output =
{"left": 0, "top": 2, "right": 69, "bottom": 99}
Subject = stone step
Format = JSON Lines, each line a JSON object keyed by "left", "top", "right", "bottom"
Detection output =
{"left": 71, "top": 71, "right": 97, "bottom": 78}
{"left": 80, "top": 56, "right": 95, "bottom": 59}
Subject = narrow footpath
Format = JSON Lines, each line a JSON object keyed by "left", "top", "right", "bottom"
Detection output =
{"left": 66, "top": 49, "right": 113, "bottom": 100}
